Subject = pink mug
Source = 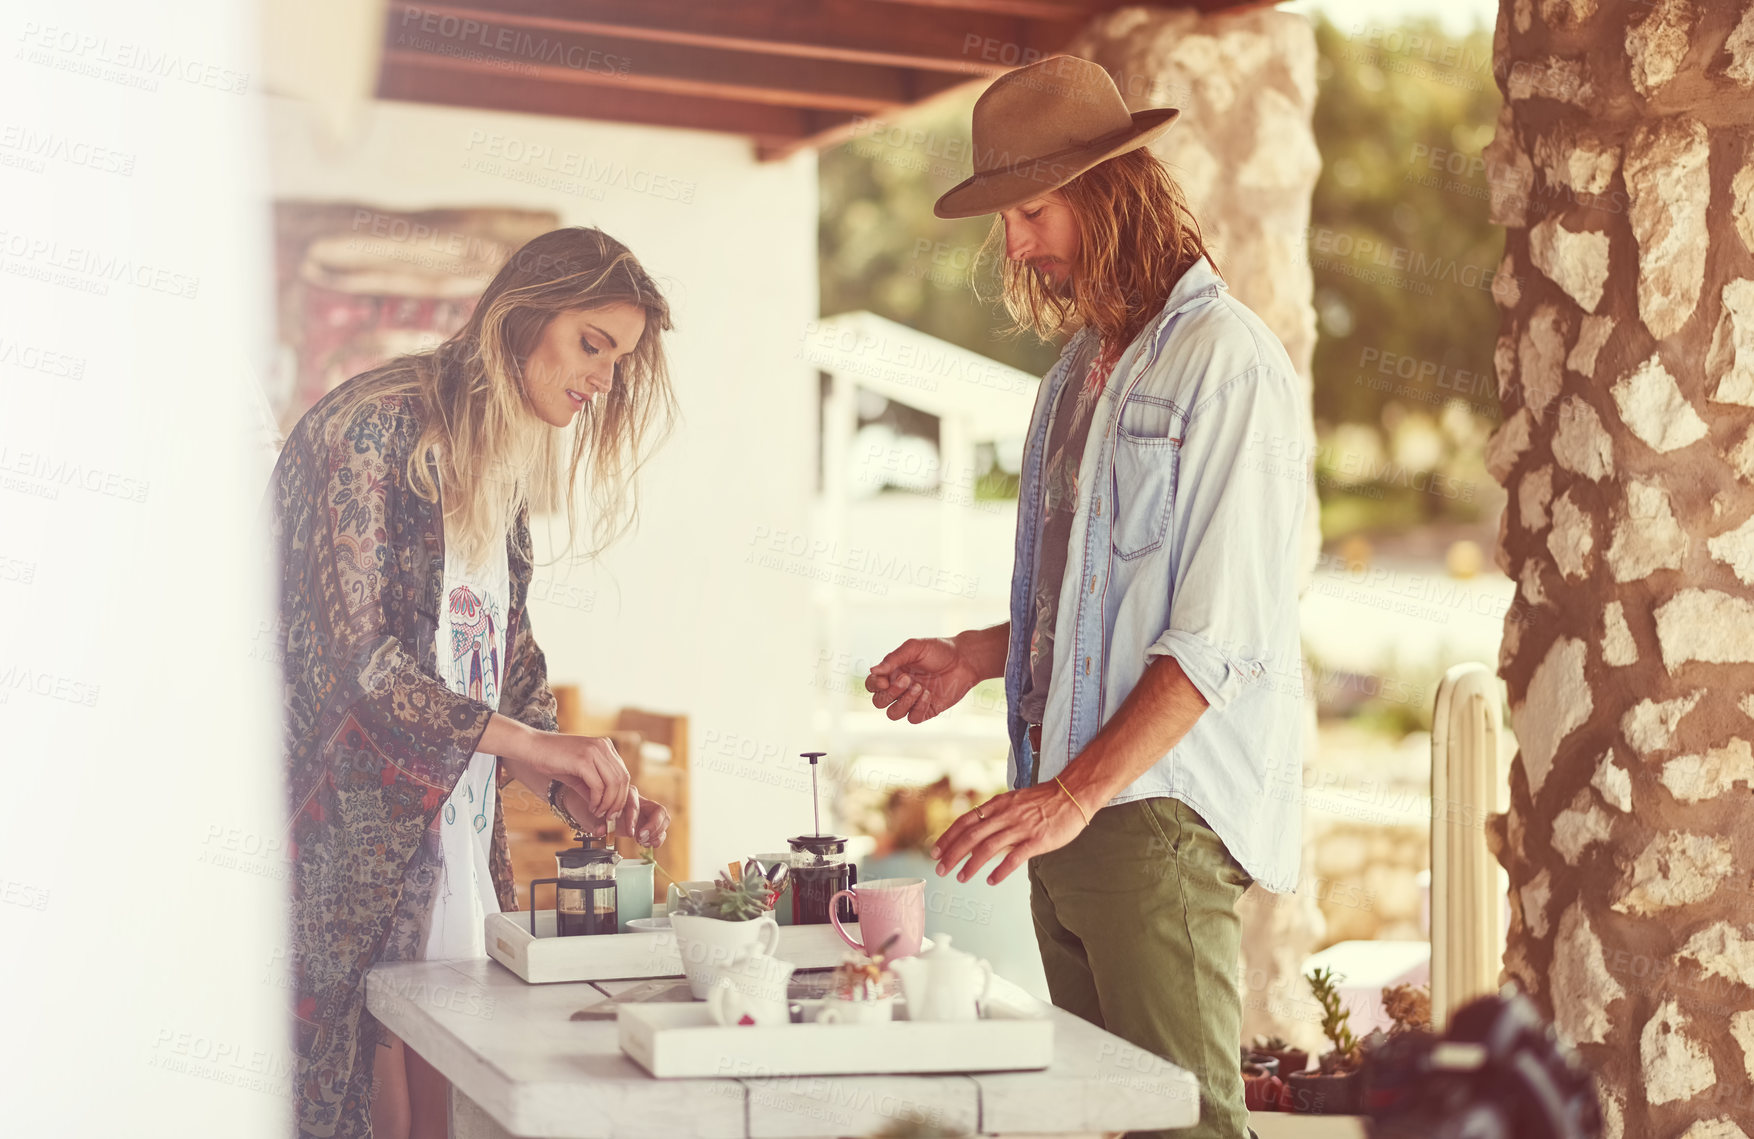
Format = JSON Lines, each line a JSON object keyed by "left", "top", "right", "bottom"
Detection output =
{"left": 830, "top": 877, "right": 926, "bottom": 959}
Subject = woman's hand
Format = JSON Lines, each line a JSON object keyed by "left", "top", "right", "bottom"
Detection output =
{"left": 558, "top": 783, "right": 671, "bottom": 848}
{"left": 486, "top": 717, "right": 632, "bottom": 822}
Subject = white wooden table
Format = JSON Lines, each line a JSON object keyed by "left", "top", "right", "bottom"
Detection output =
{"left": 366, "top": 957, "right": 1200, "bottom": 1138}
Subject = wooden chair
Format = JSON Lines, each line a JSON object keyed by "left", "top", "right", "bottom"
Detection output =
{"left": 612, "top": 707, "right": 690, "bottom": 890}
{"left": 500, "top": 687, "right": 691, "bottom": 908}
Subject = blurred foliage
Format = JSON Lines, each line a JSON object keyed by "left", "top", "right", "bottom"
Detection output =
{"left": 1307, "top": 14, "right": 1504, "bottom": 538}
{"left": 1308, "top": 14, "right": 1502, "bottom": 428}
{"left": 817, "top": 14, "right": 1505, "bottom": 537}
{"left": 819, "top": 94, "right": 1062, "bottom": 379}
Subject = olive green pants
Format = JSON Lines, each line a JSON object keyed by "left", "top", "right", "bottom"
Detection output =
{"left": 1028, "top": 796, "right": 1253, "bottom": 1139}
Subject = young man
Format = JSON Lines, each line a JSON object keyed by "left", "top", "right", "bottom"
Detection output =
{"left": 866, "top": 55, "right": 1307, "bottom": 1139}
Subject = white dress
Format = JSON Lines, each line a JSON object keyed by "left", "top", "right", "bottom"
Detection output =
{"left": 418, "top": 522, "right": 511, "bottom": 961}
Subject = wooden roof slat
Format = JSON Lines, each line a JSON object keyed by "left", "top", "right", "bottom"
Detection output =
{"left": 383, "top": 8, "right": 975, "bottom": 113}
{"left": 377, "top": 51, "right": 856, "bottom": 148}
{"left": 387, "top": 0, "right": 1074, "bottom": 75}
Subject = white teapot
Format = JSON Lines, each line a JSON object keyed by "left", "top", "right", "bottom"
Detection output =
{"left": 888, "top": 934, "right": 993, "bottom": 1022}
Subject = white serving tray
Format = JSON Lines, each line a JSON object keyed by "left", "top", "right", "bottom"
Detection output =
{"left": 485, "top": 907, "right": 872, "bottom": 984}
{"left": 617, "top": 994, "right": 1055, "bottom": 1078}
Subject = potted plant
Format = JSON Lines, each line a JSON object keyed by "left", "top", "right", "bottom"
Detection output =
{"left": 1362, "top": 982, "right": 1436, "bottom": 1112}
{"left": 1241, "top": 1050, "right": 1283, "bottom": 1113}
{"left": 1381, "top": 982, "right": 1432, "bottom": 1035}
{"left": 669, "top": 859, "right": 784, "bottom": 998}
{"left": 1286, "top": 966, "right": 1365, "bottom": 1114}
{"left": 1249, "top": 1033, "right": 1308, "bottom": 1079}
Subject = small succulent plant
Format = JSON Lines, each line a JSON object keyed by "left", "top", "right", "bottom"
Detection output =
{"left": 1382, "top": 982, "right": 1432, "bottom": 1036}
{"left": 670, "top": 859, "right": 782, "bottom": 921}
{"left": 1306, "top": 966, "right": 1362, "bottom": 1072}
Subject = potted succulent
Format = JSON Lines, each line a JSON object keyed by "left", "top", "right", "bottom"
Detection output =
{"left": 1249, "top": 1033, "right": 1309, "bottom": 1079}
{"left": 1240, "top": 1048, "right": 1283, "bottom": 1113}
{"left": 1286, "top": 966, "right": 1365, "bottom": 1115}
{"left": 1362, "top": 982, "right": 1436, "bottom": 1112}
{"left": 1381, "top": 982, "right": 1432, "bottom": 1035}
{"left": 669, "top": 859, "right": 785, "bottom": 998}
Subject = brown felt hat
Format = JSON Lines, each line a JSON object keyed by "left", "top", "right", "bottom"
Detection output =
{"left": 933, "top": 55, "right": 1180, "bottom": 220}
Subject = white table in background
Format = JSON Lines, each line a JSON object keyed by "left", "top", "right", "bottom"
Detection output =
{"left": 366, "top": 957, "right": 1200, "bottom": 1138}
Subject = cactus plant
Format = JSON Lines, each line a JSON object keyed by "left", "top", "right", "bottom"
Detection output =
{"left": 1305, "top": 966, "right": 1361, "bottom": 1073}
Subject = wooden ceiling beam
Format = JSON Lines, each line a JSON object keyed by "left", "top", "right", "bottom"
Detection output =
{"left": 382, "top": 10, "right": 975, "bottom": 113}
{"left": 376, "top": 53, "right": 855, "bottom": 149}
{"left": 385, "top": 0, "right": 1077, "bottom": 76}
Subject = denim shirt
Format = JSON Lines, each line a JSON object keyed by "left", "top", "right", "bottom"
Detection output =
{"left": 1006, "top": 257, "right": 1308, "bottom": 893}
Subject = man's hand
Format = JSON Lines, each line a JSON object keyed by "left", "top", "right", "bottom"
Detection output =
{"left": 865, "top": 637, "right": 982, "bottom": 723}
{"left": 928, "top": 783, "right": 1087, "bottom": 886}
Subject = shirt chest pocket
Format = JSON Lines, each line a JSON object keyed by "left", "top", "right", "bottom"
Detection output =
{"left": 1109, "top": 397, "right": 1184, "bottom": 561}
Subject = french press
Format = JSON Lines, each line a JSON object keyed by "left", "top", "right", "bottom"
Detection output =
{"left": 788, "top": 752, "right": 857, "bottom": 925}
{"left": 528, "top": 830, "right": 619, "bottom": 937}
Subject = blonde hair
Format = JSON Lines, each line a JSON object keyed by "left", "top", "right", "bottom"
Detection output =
{"left": 327, "top": 227, "right": 676, "bottom": 567}
{"left": 977, "top": 148, "right": 1216, "bottom": 348}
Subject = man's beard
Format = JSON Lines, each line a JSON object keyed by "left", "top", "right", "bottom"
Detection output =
{"left": 1032, "top": 261, "right": 1074, "bottom": 298}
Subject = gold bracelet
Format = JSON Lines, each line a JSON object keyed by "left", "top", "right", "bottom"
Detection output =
{"left": 1054, "top": 776, "right": 1092, "bottom": 827}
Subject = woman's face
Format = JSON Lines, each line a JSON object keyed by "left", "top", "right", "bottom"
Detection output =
{"left": 520, "top": 303, "right": 648, "bottom": 427}
{"left": 999, "top": 191, "right": 1081, "bottom": 295}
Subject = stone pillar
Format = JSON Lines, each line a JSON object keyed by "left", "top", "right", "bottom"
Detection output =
{"left": 1484, "top": 2, "right": 1754, "bottom": 1135}
{"left": 1067, "top": 7, "right": 1328, "bottom": 1052}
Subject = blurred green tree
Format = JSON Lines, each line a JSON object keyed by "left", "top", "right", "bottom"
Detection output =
{"left": 1308, "top": 14, "right": 1502, "bottom": 429}
{"left": 818, "top": 94, "right": 1060, "bottom": 379}
{"left": 817, "top": 14, "right": 1504, "bottom": 534}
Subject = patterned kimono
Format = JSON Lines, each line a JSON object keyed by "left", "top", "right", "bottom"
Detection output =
{"left": 270, "top": 376, "right": 558, "bottom": 1137}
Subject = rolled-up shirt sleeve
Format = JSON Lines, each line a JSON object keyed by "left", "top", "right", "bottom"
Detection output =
{"left": 1144, "top": 364, "right": 1308, "bottom": 711}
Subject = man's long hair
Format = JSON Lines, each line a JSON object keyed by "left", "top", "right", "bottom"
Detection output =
{"left": 978, "top": 148, "right": 1216, "bottom": 349}
{"left": 324, "top": 227, "right": 676, "bottom": 567}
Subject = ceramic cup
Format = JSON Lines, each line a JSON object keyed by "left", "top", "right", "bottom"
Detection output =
{"left": 816, "top": 994, "right": 895, "bottom": 1025}
{"left": 829, "top": 877, "right": 926, "bottom": 959}
{"left": 670, "top": 912, "right": 782, "bottom": 999}
{"left": 615, "top": 858, "right": 655, "bottom": 933}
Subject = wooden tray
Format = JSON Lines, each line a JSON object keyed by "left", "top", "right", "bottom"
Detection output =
{"left": 485, "top": 908, "right": 873, "bottom": 984}
{"left": 618, "top": 993, "right": 1054, "bottom": 1078}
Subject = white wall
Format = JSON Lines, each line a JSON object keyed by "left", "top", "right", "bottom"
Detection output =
{"left": 3, "top": 2, "right": 282, "bottom": 1134}
{"left": 267, "top": 96, "right": 822, "bottom": 876}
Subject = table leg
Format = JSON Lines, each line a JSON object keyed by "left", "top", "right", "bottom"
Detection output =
{"left": 451, "top": 1085, "right": 517, "bottom": 1139}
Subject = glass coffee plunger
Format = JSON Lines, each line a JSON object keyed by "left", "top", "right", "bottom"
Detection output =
{"left": 787, "top": 751, "right": 857, "bottom": 925}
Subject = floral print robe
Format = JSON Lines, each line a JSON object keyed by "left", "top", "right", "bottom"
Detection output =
{"left": 271, "top": 378, "right": 557, "bottom": 1137}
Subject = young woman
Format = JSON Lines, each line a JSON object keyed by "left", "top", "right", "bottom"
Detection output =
{"left": 270, "top": 227, "right": 677, "bottom": 1138}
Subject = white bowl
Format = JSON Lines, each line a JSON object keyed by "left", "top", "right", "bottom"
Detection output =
{"left": 627, "top": 916, "right": 670, "bottom": 933}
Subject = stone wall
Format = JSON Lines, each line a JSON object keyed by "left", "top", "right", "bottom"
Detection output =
{"left": 1067, "top": 5, "right": 1326, "bottom": 1050}
{"left": 1486, "top": 2, "right": 1754, "bottom": 1135}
